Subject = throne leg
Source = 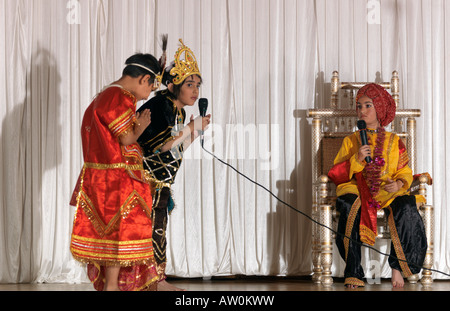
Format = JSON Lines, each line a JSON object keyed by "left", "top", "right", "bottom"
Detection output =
{"left": 420, "top": 204, "right": 434, "bottom": 287}
{"left": 319, "top": 204, "right": 333, "bottom": 286}
{"left": 311, "top": 203, "right": 322, "bottom": 283}
{"left": 407, "top": 274, "right": 419, "bottom": 284}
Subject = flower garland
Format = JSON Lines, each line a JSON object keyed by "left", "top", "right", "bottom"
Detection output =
{"left": 364, "top": 127, "right": 386, "bottom": 209}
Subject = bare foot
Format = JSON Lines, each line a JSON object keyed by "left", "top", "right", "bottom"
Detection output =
{"left": 103, "top": 285, "right": 121, "bottom": 291}
{"left": 157, "top": 280, "right": 186, "bottom": 291}
{"left": 391, "top": 269, "right": 404, "bottom": 288}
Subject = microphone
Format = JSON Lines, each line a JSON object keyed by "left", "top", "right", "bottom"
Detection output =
{"left": 198, "top": 98, "right": 208, "bottom": 146}
{"left": 357, "top": 120, "right": 371, "bottom": 163}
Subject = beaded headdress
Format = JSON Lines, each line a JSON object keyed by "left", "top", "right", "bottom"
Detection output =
{"left": 169, "top": 39, "right": 201, "bottom": 85}
{"left": 356, "top": 83, "right": 396, "bottom": 127}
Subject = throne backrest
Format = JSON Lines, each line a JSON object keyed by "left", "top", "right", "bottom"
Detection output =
{"left": 308, "top": 71, "right": 421, "bottom": 189}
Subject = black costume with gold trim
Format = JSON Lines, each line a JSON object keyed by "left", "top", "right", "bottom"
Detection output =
{"left": 137, "top": 89, "right": 185, "bottom": 280}
{"left": 137, "top": 38, "right": 201, "bottom": 283}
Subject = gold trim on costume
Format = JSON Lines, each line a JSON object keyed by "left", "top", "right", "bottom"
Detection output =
{"left": 155, "top": 262, "right": 167, "bottom": 282}
{"left": 77, "top": 189, "right": 152, "bottom": 238}
{"left": 379, "top": 133, "right": 396, "bottom": 177}
{"left": 109, "top": 108, "right": 135, "bottom": 137}
{"left": 84, "top": 162, "right": 143, "bottom": 171}
{"left": 360, "top": 224, "right": 376, "bottom": 245}
{"left": 73, "top": 234, "right": 153, "bottom": 245}
{"left": 387, "top": 206, "right": 413, "bottom": 277}
{"left": 345, "top": 277, "right": 365, "bottom": 287}
{"left": 146, "top": 176, "right": 172, "bottom": 189}
{"left": 139, "top": 92, "right": 184, "bottom": 154}
{"left": 344, "top": 197, "right": 361, "bottom": 260}
{"left": 142, "top": 149, "right": 183, "bottom": 184}
{"left": 73, "top": 166, "right": 87, "bottom": 224}
{"left": 71, "top": 234, "right": 154, "bottom": 264}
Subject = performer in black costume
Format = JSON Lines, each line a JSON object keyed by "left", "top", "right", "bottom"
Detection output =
{"left": 137, "top": 38, "right": 211, "bottom": 291}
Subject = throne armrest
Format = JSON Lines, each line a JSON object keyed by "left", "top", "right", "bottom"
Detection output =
{"left": 409, "top": 172, "right": 432, "bottom": 195}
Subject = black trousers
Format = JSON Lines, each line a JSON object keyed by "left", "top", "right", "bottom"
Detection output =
{"left": 335, "top": 194, "right": 427, "bottom": 283}
{"left": 152, "top": 188, "right": 170, "bottom": 269}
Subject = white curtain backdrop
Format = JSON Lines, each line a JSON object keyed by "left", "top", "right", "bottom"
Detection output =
{"left": 0, "top": 0, "right": 449, "bottom": 283}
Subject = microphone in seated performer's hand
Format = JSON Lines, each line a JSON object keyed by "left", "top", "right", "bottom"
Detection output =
{"left": 357, "top": 120, "right": 371, "bottom": 163}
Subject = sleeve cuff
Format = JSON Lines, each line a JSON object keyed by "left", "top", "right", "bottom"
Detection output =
{"left": 349, "top": 153, "right": 366, "bottom": 174}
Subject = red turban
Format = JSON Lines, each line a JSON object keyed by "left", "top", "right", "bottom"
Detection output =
{"left": 356, "top": 83, "right": 396, "bottom": 127}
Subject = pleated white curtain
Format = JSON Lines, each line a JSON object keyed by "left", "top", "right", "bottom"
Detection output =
{"left": 0, "top": 0, "right": 448, "bottom": 283}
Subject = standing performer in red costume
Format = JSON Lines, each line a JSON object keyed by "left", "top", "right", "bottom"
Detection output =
{"left": 70, "top": 51, "right": 164, "bottom": 291}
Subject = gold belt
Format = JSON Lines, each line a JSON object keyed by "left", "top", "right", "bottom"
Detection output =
{"left": 84, "top": 162, "right": 143, "bottom": 170}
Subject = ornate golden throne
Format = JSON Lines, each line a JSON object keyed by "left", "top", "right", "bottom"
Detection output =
{"left": 307, "top": 71, "right": 434, "bottom": 287}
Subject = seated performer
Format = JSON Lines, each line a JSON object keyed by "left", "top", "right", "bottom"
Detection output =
{"left": 69, "top": 52, "right": 164, "bottom": 291}
{"left": 328, "top": 83, "right": 427, "bottom": 288}
{"left": 137, "top": 39, "right": 211, "bottom": 291}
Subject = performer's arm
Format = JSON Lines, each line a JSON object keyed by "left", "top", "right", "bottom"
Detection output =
{"left": 119, "top": 109, "right": 151, "bottom": 146}
{"left": 328, "top": 135, "right": 366, "bottom": 185}
{"left": 386, "top": 136, "right": 413, "bottom": 192}
{"left": 160, "top": 114, "right": 211, "bottom": 152}
{"left": 180, "top": 115, "right": 200, "bottom": 150}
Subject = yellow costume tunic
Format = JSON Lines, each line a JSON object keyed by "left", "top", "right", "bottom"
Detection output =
{"left": 332, "top": 130, "right": 425, "bottom": 208}
{"left": 329, "top": 130, "right": 426, "bottom": 245}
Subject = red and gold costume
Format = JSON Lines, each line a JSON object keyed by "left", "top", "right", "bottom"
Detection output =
{"left": 70, "top": 85, "right": 158, "bottom": 291}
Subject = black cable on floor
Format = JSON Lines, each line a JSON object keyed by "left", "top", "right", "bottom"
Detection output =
{"left": 201, "top": 145, "right": 450, "bottom": 279}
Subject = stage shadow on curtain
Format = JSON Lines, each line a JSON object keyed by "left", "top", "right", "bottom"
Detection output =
{"left": 0, "top": 45, "right": 62, "bottom": 282}
{"left": 267, "top": 109, "right": 312, "bottom": 276}
{"left": 265, "top": 72, "right": 329, "bottom": 276}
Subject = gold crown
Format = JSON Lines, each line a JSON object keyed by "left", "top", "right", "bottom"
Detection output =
{"left": 170, "top": 39, "right": 201, "bottom": 85}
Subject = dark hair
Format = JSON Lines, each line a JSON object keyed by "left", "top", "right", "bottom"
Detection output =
{"left": 123, "top": 53, "right": 161, "bottom": 85}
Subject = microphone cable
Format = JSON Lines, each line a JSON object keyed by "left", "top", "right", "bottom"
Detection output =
{"left": 200, "top": 144, "right": 450, "bottom": 279}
